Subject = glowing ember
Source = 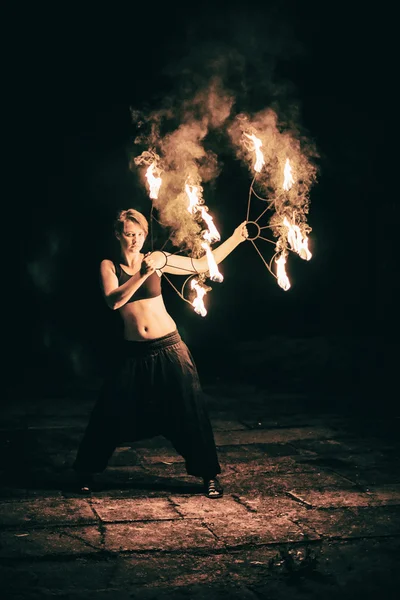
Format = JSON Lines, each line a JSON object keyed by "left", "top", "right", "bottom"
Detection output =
{"left": 283, "top": 217, "right": 312, "bottom": 261}
{"left": 283, "top": 158, "right": 294, "bottom": 191}
{"left": 275, "top": 253, "right": 291, "bottom": 291}
{"left": 244, "top": 133, "right": 265, "bottom": 173}
{"left": 201, "top": 242, "right": 223, "bottom": 282}
{"left": 191, "top": 278, "right": 207, "bottom": 317}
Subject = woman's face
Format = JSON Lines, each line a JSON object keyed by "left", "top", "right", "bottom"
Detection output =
{"left": 117, "top": 220, "right": 146, "bottom": 254}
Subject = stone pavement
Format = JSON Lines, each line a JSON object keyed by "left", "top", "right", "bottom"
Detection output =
{"left": 1, "top": 381, "right": 399, "bottom": 599}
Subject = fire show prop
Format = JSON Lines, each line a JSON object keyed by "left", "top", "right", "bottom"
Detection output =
{"left": 134, "top": 111, "right": 316, "bottom": 316}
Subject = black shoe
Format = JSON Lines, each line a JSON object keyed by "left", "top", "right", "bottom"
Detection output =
{"left": 204, "top": 478, "right": 223, "bottom": 499}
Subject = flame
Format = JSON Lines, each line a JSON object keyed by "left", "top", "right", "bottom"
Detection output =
{"left": 145, "top": 163, "right": 162, "bottom": 199}
{"left": 185, "top": 183, "right": 201, "bottom": 214}
{"left": 283, "top": 217, "right": 312, "bottom": 261}
{"left": 283, "top": 158, "right": 294, "bottom": 191}
{"left": 200, "top": 207, "right": 220, "bottom": 243}
{"left": 244, "top": 133, "right": 265, "bottom": 173}
{"left": 201, "top": 242, "right": 223, "bottom": 282}
{"left": 275, "top": 253, "right": 291, "bottom": 291}
{"left": 185, "top": 182, "right": 221, "bottom": 245}
{"left": 191, "top": 278, "right": 207, "bottom": 317}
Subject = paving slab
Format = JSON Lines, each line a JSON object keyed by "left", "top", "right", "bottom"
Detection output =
{"left": 289, "top": 438, "right": 357, "bottom": 455}
{"left": 367, "top": 484, "right": 400, "bottom": 504}
{"left": 1, "top": 375, "right": 399, "bottom": 599}
{"left": 225, "top": 465, "right": 358, "bottom": 495}
{"left": 169, "top": 495, "right": 251, "bottom": 519}
{"left": 233, "top": 455, "right": 323, "bottom": 475}
{"left": 234, "top": 494, "right": 310, "bottom": 518}
{"left": 205, "top": 513, "right": 319, "bottom": 546}
{"left": 104, "top": 520, "right": 221, "bottom": 552}
{"left": 237, "top": 442, "right": 300, "bottom": 457}
{"left": 287, "top": 489, "right": 379, "bottom": 509}
{"left": 214, "top": 426, "right": 337, "bottom": 446}
{"left": 110, "top": 552, "right": 231, "bottom": 588}
{"left": 0, "top": 525, "right": 102, "bottom": 558}
{"left": 0, "top": 498, "right": 96, "bottom": 527}
{"left": 210, "top": 419, "right": 248, "bottom": 431}
{"left": 240, "top": 414, "right": 344, "bottom": 429}
{"left": 287, "top": 486, "right": 400, "bottom": 508}
{"left": 0, "top": 557, "right": 116, "bottom": 594}
{"left": 91, "top": 497, "right": 181, "bottom": 522}
{"left": 295, "top": 505, "right": 400, "bottom": 539}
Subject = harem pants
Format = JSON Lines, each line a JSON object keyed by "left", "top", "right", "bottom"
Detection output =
{"left": 72, "top": 330, "right": 221, "bottom": 479}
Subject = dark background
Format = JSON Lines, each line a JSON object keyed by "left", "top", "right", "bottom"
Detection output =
{"left": 7, "top": 1, "right": 392, "bottom": 402}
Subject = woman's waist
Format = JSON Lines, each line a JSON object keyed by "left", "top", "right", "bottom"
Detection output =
{"left": 122, "top": 329, "right": 182, "bottom": 356}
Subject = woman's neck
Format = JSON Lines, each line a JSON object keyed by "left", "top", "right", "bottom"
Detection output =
{"left": 121, "top": 251, "right": 143, "bottom": 269}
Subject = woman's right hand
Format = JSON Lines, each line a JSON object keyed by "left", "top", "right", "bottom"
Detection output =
{"left": 232, "top": 221, "right": 249, "bottom": 244}
{"left": 140, "top": 253, "right": 156, "bottom": 276}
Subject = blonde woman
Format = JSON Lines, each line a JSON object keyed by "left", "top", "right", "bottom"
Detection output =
{"left": 73, "top": 208, "right": 248, "bottom": 498}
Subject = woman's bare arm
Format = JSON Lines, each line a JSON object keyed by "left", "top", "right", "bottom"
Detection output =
{"left": 149, "top": 221, "right": 248, "bottom": 275}
{"left": 100, "top": 258, "right": 155, "bottom": 310}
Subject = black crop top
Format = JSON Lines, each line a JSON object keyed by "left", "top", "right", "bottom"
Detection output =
{"left": 114, "top": 262, "right": 162, "bottom": 303}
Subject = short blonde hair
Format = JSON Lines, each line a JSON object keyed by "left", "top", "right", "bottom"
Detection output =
{"left": 114, "top": 209, "right": 149, "bottom": 238}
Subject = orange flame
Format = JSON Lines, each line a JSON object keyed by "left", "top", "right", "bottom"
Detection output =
{"left": 283, "top": 217, "right": 312, "bottom": 261}
{"left": 201, "top": 242, "right": 223, "bottom": 282}
{"left": 275, "top": 253, "right": 291, "bottom": 291}
{"left": 185, "top": 182, "right": 221, "bottom": 246}
{"left": 283, "top": 158, "right": 294, "bottom": 191}
{"left": 200, "top": 207, "right": 220, "bottom": 243}
{"left": 244, "top": 133, "right": 265, "bottom": 173}
{"left": 145, "top": 163, "right": 162, "bottom": 199}
{"left": 191, "top": 278, "right": 207, "bottom": 317}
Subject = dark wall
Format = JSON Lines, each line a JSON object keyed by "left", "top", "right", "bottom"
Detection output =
{"left": 7, "top": 1, "right": 390, "bottom": 397}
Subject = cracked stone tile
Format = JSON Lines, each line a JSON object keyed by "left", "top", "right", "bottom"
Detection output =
{"left": 295, "top": 505, "right": 400, "bottom": 539}
{"left": 287, "top": 489, "right": 378, "bottom": 509}
{"left": 289, "top": 438, "right": 356, "bottom": 455}
{"left": 206, "top": 513, "right": 319, "bottom": 546}
{"left": 367, "top": 484, "right": 400, "bottom": 505}
{"left": 233, "top": 494, "right": 309, "bottom": 519}
{"left": 214, "top": 427, "right": 337, "bottom": 446}
{"left": 0, "top": 525, "right": 102, "bottom": 558}
{"left": 110, "top": 553, "right": 231, "bottom": 588}
{"left": 240, "top": 443, "right": 300, "bottom": 458}
{"left": 0, "top": 498, "right": 95, "bottom": 527}
{"left": 224, "top": 468, "right": 357, "bottom": 496}
{"left": 210, "top": 420, "right": 248, "bottom": 431}
{"left": 104, "top": 520, "right": 221, "bottom": 552}
{"left": 91, "top": 497, "right": 181, "bottom": 522}
{"left": 169, "top": 495, "right": 250, "bottom": 518}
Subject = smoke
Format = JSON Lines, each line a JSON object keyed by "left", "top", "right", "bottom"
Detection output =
{"left": 131, "top": 77, "right": 235, "bottom": 255}
{"left": 227, "top": 107, "right": 318, "bottom": 245}
{"left": 129, "top": 6, "right": 318, "bottom": 258}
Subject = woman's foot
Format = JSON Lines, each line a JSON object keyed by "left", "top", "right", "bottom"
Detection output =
{"left": 75, "top": 472, "right": 93, "bottom": 494}
{"left": 204, "top": 478, "right": 223, "bottom": 499}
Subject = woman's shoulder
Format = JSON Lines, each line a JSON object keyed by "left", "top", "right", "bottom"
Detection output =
{"left": 100, "top": 258, "right": 117, "bottom": 273}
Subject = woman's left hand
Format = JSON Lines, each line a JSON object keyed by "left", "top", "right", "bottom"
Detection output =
{"left": 233, "top": 221, "right": 249, "bottom": 243}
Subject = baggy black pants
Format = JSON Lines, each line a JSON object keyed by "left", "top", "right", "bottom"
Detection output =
{"left": 72, "top": 330, "right": 221, "bottom": 479}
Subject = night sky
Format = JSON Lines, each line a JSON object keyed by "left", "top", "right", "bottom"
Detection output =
{"left": 9, "top": 1, "right": 389, "bottom": 395}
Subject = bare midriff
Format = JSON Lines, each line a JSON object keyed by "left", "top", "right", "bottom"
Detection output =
{"left": 118, "top": 295, "right": 177, "bottom": 341}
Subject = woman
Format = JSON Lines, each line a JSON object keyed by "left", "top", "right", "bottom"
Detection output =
{"left": 73, "top": 208, "right": 248, "bottom": 498}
